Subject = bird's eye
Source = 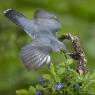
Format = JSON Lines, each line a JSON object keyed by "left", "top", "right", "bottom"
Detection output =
{"left": 54, "top": 16, "right": 57, "bottom": 19}
{"left": 50, "top": 16, "right": 59, "bottom": 21}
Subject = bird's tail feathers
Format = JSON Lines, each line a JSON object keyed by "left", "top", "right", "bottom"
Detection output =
{"left": 20, "top": 44, "right": 51, "bottom": 69}
{"left": 4, "top": 9, "right": 28, "bottom": 28}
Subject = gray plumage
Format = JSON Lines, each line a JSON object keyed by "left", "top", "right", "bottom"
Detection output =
{"left": 4, "top": 9, "right": 66, "bottom": 69}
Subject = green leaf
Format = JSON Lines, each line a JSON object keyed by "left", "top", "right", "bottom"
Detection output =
{"left": 29, "top": 86, "right": 36, "bottom": 95}
{"left": 43, "top": 74, "right": 52, "bottom": 81}
{"left": 50, "top": 63, "right": 55, "bottom": 74}
{"left": 16, "top": 89, "right": 29, "bottom": 95}
{"left": 66, "top": 58, "right": 73, "bottom": 65}
{"left": 36, "top": 84, "right": 43, "bottom": 90}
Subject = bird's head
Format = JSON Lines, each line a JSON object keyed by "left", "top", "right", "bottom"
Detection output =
{"left": 50, "top": 38, "right": 66, "bottom": 53}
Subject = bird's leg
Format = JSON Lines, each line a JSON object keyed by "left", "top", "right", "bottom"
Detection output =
{"left": 60, "top": 48, "right": 67, "bottom": 59}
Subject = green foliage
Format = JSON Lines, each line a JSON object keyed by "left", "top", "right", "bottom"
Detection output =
{"left": 1, "top": 0, "right": 95, "bottom": 95}
{"left": 16, "top": 86, "right": 36, "bottom": 95}
{"left": 16, "top": 58, "right": 95, "bottom": 95}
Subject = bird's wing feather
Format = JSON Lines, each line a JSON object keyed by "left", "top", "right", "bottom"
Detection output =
{"left": 34, "top": 10, "right": 61, "bottom": 34}
{"left": 20, "top": 43, "right": 51, "bottom": 69}
{"left": 4, "top": 9, "right": 37, "bottom": 39}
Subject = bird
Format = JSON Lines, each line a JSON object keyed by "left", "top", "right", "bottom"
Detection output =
{"left": 4, "top": 9, "right": 66, "bottom": 69}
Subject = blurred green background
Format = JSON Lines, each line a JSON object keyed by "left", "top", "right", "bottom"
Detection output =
{"left": 0, "top": 0, "right": 95, "bottom": 95}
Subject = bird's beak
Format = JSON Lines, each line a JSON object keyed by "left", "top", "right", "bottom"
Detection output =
{"left": 60, "top": 48, "right": 65, "bottom": 53}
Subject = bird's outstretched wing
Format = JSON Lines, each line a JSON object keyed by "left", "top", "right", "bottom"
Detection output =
{"left": 20, "top": 43, "right": 51, "bottom": 69}
{"left": 34, "top": 10, "right": 61, "bottom": 35}
{"left": 34, "top": 9, "right": 56, "bottom": 19}
{"left": 4, "top": 9, "right": 37, "bottom": 39}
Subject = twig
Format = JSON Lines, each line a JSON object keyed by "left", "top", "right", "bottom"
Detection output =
{"left": 58, "top": 33, "right": 88, "bottom": 75}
